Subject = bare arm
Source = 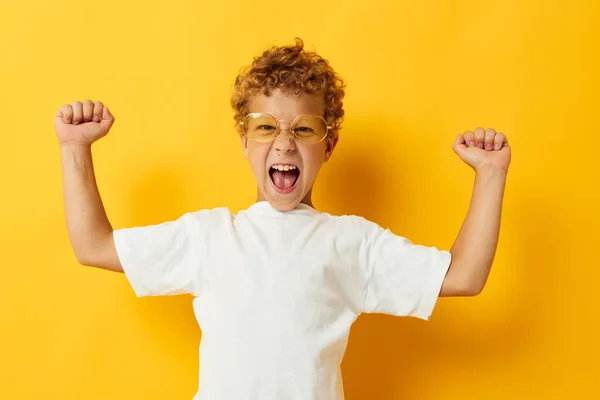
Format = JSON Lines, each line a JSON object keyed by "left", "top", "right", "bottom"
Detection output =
{"left": 440, "top": 165, "right": 506, "bottom": 296}
{"left": 439, "top": 127, "right": 511, "bottom": 297}
{"left": 60, "top": 142, "right": 122, "bottom": 271}
{"left": 56, "top": 100, "right": 122, "bottom": 272}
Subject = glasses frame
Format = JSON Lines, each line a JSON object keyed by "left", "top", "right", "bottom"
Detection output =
{"left": 239, "top": 112, "right": 332, "bottom": 143}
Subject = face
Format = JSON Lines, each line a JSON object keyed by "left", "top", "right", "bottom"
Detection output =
{"left": 239, "top": 88, "right": 338, "bottom": 212}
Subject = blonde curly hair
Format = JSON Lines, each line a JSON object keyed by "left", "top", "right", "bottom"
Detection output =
{"left": 231, "top": 38, "right": 346, "bottom": 138}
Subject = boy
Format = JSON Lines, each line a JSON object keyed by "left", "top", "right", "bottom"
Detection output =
{"left": 55, "top": 38, "right": 510, "bottom": 399}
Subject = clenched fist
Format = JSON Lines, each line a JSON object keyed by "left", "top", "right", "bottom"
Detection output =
{"left": 54, "top": 100, "right": 115, "bottom": 145}
{"left": 453, "top": 127, "right": 511, "bottom": 172}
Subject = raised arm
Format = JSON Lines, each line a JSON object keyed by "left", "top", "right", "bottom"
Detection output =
{"left": 55, "top": 100, "right": 122, "bottom": 272}
{"left": 440, "top": 127, "right": 511, "bottom": 297}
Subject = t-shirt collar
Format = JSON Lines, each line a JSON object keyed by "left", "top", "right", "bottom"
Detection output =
{"left": 246, "top": 201, "right": 319, "bottom": 215}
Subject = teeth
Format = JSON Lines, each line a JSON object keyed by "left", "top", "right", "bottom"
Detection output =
{"left": 271, "top": 164, "right": 297, "bottom": 171}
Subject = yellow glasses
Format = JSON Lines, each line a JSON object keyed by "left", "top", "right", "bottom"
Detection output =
{"left": 240, "top": 113, "right": 331, "bottom": 144}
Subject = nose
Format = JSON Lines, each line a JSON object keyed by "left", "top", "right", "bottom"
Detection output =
{"left": 273, "top": 126, "right": 296, "bottom": 153}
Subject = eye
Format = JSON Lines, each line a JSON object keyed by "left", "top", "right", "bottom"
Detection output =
{"left": 294, "top": 126, "right": 315, "bottom": 135}
{"left": 257, "top": 124, "right": 276, "bottom": 131}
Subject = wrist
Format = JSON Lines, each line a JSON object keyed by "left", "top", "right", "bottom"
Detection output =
{"left": 59, "top": 141, "right": 93, "bottom": 153}
{"left": 475, "top": 163, "right": 508, "bottom": 178}
{"left": 59, "top": 141, "right": 94, "bottom": 169}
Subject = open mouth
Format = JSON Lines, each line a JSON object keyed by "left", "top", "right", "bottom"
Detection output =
{"left": 269, "top": 164, "right": 300, "bottom": 194}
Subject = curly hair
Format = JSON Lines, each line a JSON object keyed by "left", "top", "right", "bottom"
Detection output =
{"left": 231, "top": 38, "right": 346, "bottom": 138}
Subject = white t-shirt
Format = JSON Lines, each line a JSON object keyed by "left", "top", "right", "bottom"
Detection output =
{"left": 113, "top": 201, "right": 451, "bottom": 400}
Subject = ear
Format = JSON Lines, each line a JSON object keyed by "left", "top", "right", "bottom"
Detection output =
{"left": 239, "top": 134, "right": 248, "bottom": 160}
{"left": 323, "top": 135, "right": 339, "bottom": 163}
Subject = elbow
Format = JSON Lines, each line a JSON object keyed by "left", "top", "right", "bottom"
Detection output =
{"left": 462, "top": 276, "right": 488, "bottom": 296}
{"left": 450, "top": 282, "right": 482, "bottom": 297}
{"left": 463, "top": 282, "right": 485, "bottom": 296}
{"left": 73, "top": 245, "right": 102, "bottom": 268}
{"left": 71, "top": 232, "right": 114, "bottom": 268}
{"left": 442, "top": 272, "right": 487, "bottom": 297}
{"left": 74, "top": 252, "right": 95, "bottom": 267}
{"left": 445, "top": 257, "right": 489, "bottom": 296}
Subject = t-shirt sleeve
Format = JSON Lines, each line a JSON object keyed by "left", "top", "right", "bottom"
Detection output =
{"left": 363, "top": 224, "right": 452, "bottom": 320}
{"left": 113, "top": 211, "right": 205, "bottom": 297}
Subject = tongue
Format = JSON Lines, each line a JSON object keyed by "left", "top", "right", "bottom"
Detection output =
{"left": 272, "top": 170, "right": 297, "bottom": 190}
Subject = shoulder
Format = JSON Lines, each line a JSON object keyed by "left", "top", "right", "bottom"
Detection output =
{"left": 186, "top": 206, "right": 234, "bottom": 219}
{"left": 316, "top": 212, "right": 388, "bottom": 242}
{"left": 183, "top": 206, "right": 236, "bottom": 227}
{"left": 146, "top": 207, "right": 234, "bottom": 236}
{"left": 319, "top": 211, "right": 379, "bottom": 228}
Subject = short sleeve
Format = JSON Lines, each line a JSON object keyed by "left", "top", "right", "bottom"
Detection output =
{"left": 364, "top": 226, "right": 452, "bottom": 320}
{"left": 113, "top": 212, "right": 202, "bottom": 297}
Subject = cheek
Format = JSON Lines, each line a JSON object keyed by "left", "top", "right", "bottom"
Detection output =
{"left": 300, "top": 147, "right": 326, "bottom": 180}
{"left": 247, "top": 144, "right": 270, "bottom": 174}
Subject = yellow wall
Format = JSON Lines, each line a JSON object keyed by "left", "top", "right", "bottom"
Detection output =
{"left": 1, "top": 0, "right": 598, "bottom": 398}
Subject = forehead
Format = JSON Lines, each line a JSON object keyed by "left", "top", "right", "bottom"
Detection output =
{"left": 248, "top": 88, "right": 324, "bottom": 120}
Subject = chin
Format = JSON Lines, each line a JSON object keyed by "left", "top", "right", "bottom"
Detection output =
{"left": 268, "top": 199, "right": 300, "bottom": 212}
{"left": 264, "top": 187, "right": 305, "bottom": 212}
{"left": 261, "top": 176, "right": 307, "bottom": 212}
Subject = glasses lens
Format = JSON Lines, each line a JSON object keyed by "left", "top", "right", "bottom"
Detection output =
{"left": 292, "top": 116, "right": 328, "bottom": 143}
{"left": 245, "top": 114, "right": 278, "bottom": 141}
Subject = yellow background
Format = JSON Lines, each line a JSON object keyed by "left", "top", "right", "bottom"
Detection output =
{"left": 1, "top": 0, "right": 598, "bottom": 398}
